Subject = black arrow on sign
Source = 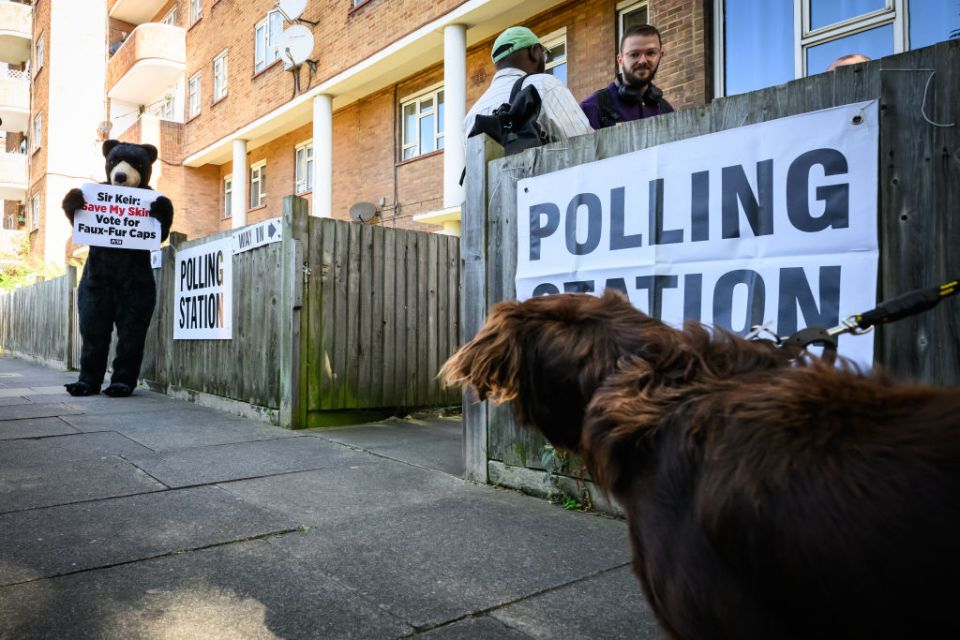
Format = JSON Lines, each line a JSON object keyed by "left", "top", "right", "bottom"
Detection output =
{"left": 268, "top": 223, "right": 277, "bottom": 238}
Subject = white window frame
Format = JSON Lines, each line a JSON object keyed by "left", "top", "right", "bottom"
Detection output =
{"left": 249, "top": 160, "right": 266, "bottom": 209}
{"left": 399, "top": 84, "right": 445, "bottom": 161}
{"left": 32, "top": 113, "right": 41, "bottom": 151}
{"left": 295, "top": 141, "right": 313, "bottom": 194}
{"left": 35, "top": 33, "right": 44, "bottom": 70}
{"left": 212, "top": 51, "right": 228, "bottom": 102}
{"left": 542, "top": 28, "right": 568, "bottom": 84}
{"left": 162, "top": 6, "right": 178, "bottom": 26}
{"left": 189, "top": 0, "right": 202, "bottom": 26}
{"left": 254, "top": 10, "right": 284, "bottom": 73}
{"left": 714, "top": 0, "right": 909, "bottom": 97}
{"left": 30, "top": 194, "right": 39, "bottom": 229}
{"left": 617, "top": 0, "right": 649, "bottom": 45}
{"left": 188, "top": 72, "right": 201, "bottom": 119}
{"left": 223, "top": 176, "right": 232, "bottom": 218}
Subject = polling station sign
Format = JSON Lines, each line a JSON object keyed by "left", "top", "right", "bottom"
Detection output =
{"left": 516, "top": 101, "right": 880, "bottom": 364}
{"left": 174, "top": 238, "right": 233, "bottom": 340}
{"left": 73, "top": 184, "right": 162, "bottom": 250}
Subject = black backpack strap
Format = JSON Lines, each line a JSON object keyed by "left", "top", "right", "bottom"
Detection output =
{"left": 596, "top": 87, "right": 620, "bottom": 129}
{"left": 509, "top": 74, "right": 531, "bottom": 101}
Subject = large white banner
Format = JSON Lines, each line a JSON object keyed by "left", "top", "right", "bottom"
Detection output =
{"left": 73, "top": 183, "right": 162, "bottom": 250}
{"left": 516, "top": 101, "right": 880, "bottom": 363}
{"left": 174, "top": 238, "right": 233, "bottom": 340}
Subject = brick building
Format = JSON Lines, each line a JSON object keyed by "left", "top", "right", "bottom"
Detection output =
{"left": 6, "top": 0, "right": 957, "bottom": 267}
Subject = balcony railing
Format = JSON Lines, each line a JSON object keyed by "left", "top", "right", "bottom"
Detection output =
{"left": 0, "top": 1, "right": 31, "bottom": 65}
{"left": 107, "top": 23, "right": 186, "bottom": 106}
{"left": 0, "top": 67, "right": 29, "bottom": 132}
{"left": 0, "top": 150, "right": 28, "bottom": 201}
{"left": 109, "top": 0, "right": 169, "bottom": 26}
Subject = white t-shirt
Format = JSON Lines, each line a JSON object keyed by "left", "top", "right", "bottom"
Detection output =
{"left": 463, "top": 68, "right": 593, "bottom": 146}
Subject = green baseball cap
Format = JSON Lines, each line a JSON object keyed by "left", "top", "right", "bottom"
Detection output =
{"left": 491, "top": 26, "right": 542, "bottom": 63}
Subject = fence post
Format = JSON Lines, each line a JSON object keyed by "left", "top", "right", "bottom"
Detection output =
{"left": 280, "top": 196, "right": 308, "bottom": 428}
{"left": 64, "top": 266, "right": 77, "bottom": 370}
{"left": 462, "top": 135, "right": 504, "bottom": 483}
{"left": 160, "top": 232, "right": 187, "bottom": 389}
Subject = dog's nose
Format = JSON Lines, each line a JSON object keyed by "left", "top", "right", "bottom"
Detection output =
{"left": 114, "top": 172, "right": 127, "bottom": 184}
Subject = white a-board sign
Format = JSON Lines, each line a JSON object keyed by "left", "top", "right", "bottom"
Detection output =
{"left": 516, "top": 101, "right": 880, "bottom": 364}
{"left": 72, "top": 183, "right": 162, "bottom": 251}
{"left": 174, "top": 237, "right": 233, "bottom": 340}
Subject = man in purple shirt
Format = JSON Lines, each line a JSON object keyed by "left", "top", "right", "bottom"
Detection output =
{"left": 580, "top": 24, "right": 674, "bottom": 130}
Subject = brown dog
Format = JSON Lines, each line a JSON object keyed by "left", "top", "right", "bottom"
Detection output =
{"left": 441, "top": 291, "right": 960, "bottom": 640}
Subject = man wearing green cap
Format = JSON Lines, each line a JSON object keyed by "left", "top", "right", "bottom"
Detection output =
{"left": 464, "top": 26, "right": 591, "bottom": 145}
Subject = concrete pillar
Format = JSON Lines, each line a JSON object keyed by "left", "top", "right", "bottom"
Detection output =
{"left": 231, "top": 139, "right": 247, "bottom": 228}
{"left": 312, "top": 94, "right": 333, "bottom": 217}
{"left": 443, "top": 23, "right": 467, "bottom": 209}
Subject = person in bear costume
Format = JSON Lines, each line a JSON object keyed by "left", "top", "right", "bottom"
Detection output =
{"left": 61, "top": 140, "right": 174, "bottom": 397}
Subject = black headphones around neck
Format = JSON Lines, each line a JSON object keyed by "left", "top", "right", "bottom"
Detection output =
{"left": 615, "top": 73, "right": 663, "bottom": 105}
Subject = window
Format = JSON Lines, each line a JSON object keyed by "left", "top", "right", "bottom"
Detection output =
{"left": 617, "top": 1, "right": 649, "bottom": 44}
{"left": 212, "top": 51, "right": 228, "bottom": 102}
{"left": 189, "top": 0, "right": 202, "bottom": 26}
{"left": 31, "top": 194, "right": 39, "bottom": 229}
{"left": 249, "top": 161, "right": 266, "bottom": 208}
{"left": 153, "top": 86, "right": 178, "bottom": 121}
{"left": 400, "top": 86, "right": 445, "bottom": 161}
{"left": 35, "top": 33, "right": 44, "bottom": 70}
{"left": 254, "top": 11, "right": 284, "bottom": 73}
{"left": 188, "top": 72, "right": 201, "bottom": 119}
{"left": 161, "top": 6, "right": 178, "bottom": 26}
{"left": 295, "top": 142, "right": 313, "bottom": 194}
{"left": 716, "top": 0, "right": 960, "bottom": 97}
{"left": 542, "top": 30, "right": 568, "bottom": 85}
{"left": 32, "top": 113, "right": 41, "bottom": 151}
{"left": 223, "top": 176, "right": 232, "bottom": 218}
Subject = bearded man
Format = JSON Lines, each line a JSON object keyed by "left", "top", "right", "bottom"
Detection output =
{"left": 580, "top": 24, "right": 674, "bottom": 130}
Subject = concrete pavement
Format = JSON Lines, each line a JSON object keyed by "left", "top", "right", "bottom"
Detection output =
{"left": 0, "top": 355, "right": 665, "bottom": 639}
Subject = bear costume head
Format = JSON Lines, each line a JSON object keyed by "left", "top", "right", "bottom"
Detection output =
{"left": 102, "top": 140, "right": 158, "bottom": 189}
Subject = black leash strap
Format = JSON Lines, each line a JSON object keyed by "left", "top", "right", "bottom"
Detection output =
{"left": 769, "top": 277, "right": 959, "bottom": 353}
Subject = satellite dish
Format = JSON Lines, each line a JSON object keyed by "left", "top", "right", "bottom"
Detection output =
{"left": 275, "top": 24, "right": 315, "bottom": 70}
{"left": 277, "top": 0, "right": 307, "bottom": 21}
{"left": 349, "top": 202, "right": 379, "bottom": 223}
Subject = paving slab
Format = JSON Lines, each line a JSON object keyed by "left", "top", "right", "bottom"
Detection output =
{"left": 416, "top": 616, "right": 534, "bottom": 639}
{"left": 0, "top": 486, "right": 299, "bottom": 585}
{"left": 313, "top": 419, "right": 463, "bottom": 476}
{"left": 0, "top": 538, "right": 412, "bottom": 640}
{"left": 0, "top": 396, "right": 35, "bottom": 407}
{"left": 62, "top": 391, "right": 180, "bottom": 415}
{"left": 0, "top": 457, "right": 166, "bottom": 514}
{"left": 126, "top": 436, "right": 371, "bottom": 487}
{"left": 0, "top": 417, "right": 77, "bottom": 440}
{"left": 491, "top": 565, "right": 666, "bottom": 640}
{"left": 0, "top": 402, "right": 84, "bottom": 421}
{"left": 268, "top": 491, "right": 632, "bottom": 629}
{"left": 62, "top": 407, "right": 300, "bottom": 450}
{"left": 219, "top": 459, "right": 467, "bottom": 527}
{"left": 0, "top": 432, "right": 155, "bottom": 467}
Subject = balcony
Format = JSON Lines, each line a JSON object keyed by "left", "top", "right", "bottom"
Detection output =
{"left": 0, "top": 1, "right": 31, "bottom": 65}
{"left": 0, "top": 68, "right": 29, "bottom": 132}
{"left": 109, "top": 0, "right": 169, "bottom": 26}
{"left": 0, "top": 150, "right": 27, "bottom": 201}
{"left": 107, "top": 23, "right": 185, "bottom": 106}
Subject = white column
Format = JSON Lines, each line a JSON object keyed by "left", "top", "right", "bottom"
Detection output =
{"left": 443, "top": 23, "right": 467, "bottom": 209}
{"left": 231, "top": 139, "right": 247, "bottom": 228}
{"left": 312, "top": 94, "right": 333, "bottom": 217}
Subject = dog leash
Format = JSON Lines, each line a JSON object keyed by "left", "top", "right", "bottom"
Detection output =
{"left": 750, "top": 277, "right": 959, "bottom": 353}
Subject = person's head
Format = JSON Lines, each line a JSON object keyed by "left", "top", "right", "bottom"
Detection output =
{"left": 492, "top": 26, "right": 548, "bottom": 75}
{"left": 827, "top": 53, "right": 871, "bottom": 71}
{"left": 618, "top": 24, "right": 664, "bottom": 88}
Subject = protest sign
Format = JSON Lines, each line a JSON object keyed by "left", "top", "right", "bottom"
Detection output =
{"left": 72, "top": 183, "right": 162, "bottom": 251}
{"left": 174, "top": 237, "right": 233, "bottom": 340}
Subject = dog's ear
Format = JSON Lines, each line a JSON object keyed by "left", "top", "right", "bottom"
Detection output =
{"left": 440, "top": 300, "right": 524, "bottom": 403}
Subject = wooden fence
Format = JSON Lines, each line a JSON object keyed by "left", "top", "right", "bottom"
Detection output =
{"left": 462, "top": 41, "right": 960, "bottom": 494}
{"left": 0, "top": 268, "right": 76, "bottom": 369}
{"left": 0, "top": 197, "right": 460, "bottom": 426}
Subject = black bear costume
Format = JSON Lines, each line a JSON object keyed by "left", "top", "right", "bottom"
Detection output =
{"left": 62, "top": 140, "right": 174, "bottom": 397}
